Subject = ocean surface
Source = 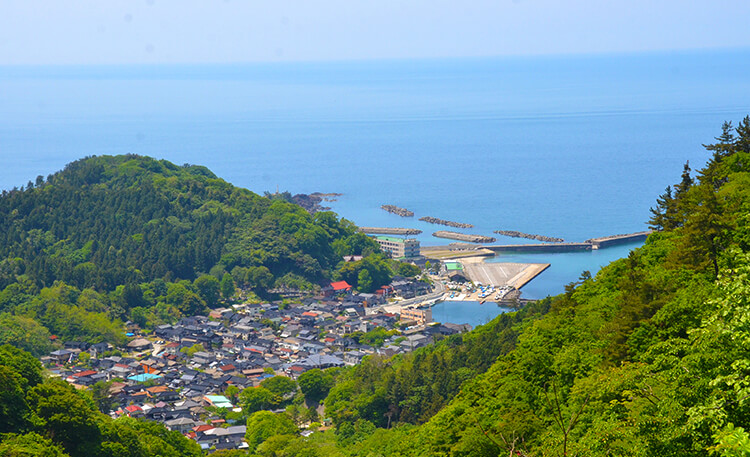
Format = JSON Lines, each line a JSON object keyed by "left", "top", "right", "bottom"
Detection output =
{"left": 2, "top": 48, "right": 750, "bottom": 302}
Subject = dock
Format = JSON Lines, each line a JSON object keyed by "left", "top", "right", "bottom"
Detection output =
{"left": 360, "top": 227, "right": 423, "bottom": 236}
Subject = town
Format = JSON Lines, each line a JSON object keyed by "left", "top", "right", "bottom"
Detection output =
{"left": 38, "top": 237, "right": 477, "bottom": 452}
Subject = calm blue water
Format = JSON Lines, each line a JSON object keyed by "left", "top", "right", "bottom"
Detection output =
{"left": 2, "top": 49, "right": 749, "bottom": 298}
{"left": 431, "top": 300, "right": 513, "bottom": 328}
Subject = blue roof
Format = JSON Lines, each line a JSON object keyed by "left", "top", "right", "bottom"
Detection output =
{"left": 128, "top": 373, "right": 162, "bottom": 382}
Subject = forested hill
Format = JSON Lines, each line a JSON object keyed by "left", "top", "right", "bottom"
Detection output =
{"left": 0, "top": 154, "right": 377, "bottom": 353}
{"left": 0, "top": 154, "right": 373, "bottom": 291}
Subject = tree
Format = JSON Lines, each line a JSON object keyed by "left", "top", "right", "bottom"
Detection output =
{"left": 297, "top": 369, "right": 334, "bottom": 404}
{"left": 240, "top": 387, "right": 277, "bottom": 414}
{"left": 0, "top": 432, "right": 70, "bottom": 457}
{"left": 397, "top": 262, "right": 421, "bottom": 278}
{"left": 245, "top": 411, "right": 297, "bottom": 451}
{"left": 194, "top": 275, "right": 221, "bottom": 307}
{"left": 357, "top": 269, "right": 374, "bottom": 293}
{"left": 220, "top": 273, "right": 235, "bottom": 300}
{"left": 260, "top": 376, "right": 297, "bottom": 398}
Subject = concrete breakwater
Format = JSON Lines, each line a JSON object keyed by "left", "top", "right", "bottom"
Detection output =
{"left": 585, "top": 231, "right": 651, "bottom": 248}
{"left": 360, "top": 227, "right": 423, "bottom": 236}
{"left": 494, "top": 230, "right": 564, "bottom": 243}
{"left": 381, "top": 205, "right": 414, "bottom": 217}
{"left": 485, "top": 231, "right": 653, "bottom": 253}
{"left": 433, "top": 231, "right": 496, "bottom": 243}
{"left": 419, "top": 216, "right": 473, "bottom": 229}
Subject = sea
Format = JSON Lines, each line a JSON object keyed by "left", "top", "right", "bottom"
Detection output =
{"left": 2, "top": 48, "right": 750, "bottom": 325}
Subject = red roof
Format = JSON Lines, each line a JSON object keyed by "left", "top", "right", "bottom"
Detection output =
{"left": 331, "top": 281, "right": 352, "bottom": 291}
{"left": 193, "top": 424, "right": 215, "bottom": 432}
{"left": 219, "top": 364, "right": 236, "bottom": 372}
{"left": 72, "top": 370, "right": 97, "bottom": 378}
{"left": 302, "top": 311, "right": 319, "bottom": 317}
{"left": 125, "top": 405, "right": 142, "bottom": 412}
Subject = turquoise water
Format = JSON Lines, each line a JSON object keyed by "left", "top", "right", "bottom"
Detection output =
{"left": 2, "top": 49, "right": 749, "bottom": 297}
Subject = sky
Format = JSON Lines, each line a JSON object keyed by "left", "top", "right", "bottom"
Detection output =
{"left": 1, "top": 0, "right": 750, "bottom": 65}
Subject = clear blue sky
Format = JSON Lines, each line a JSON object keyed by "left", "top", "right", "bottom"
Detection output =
{"left": 2, "top": 0, "right": 750, "bottom": 64}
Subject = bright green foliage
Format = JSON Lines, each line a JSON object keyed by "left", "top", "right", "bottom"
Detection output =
{"left": 396, "top": 262, "right": 421, "bottom": 278}
{"left": 240, "top": 387, "right": 279, "bottom": 414}
{"left": 0, "top": 432, "right": 70, "bottom": 456}
{"left": 0, "top": 314, "right": 53, "bottom": 357}
{"left": 244, "top": 411, "right": 297, "bottom": 451}
{"left": 260, "top": 375, "right": 297, "bottom": 398}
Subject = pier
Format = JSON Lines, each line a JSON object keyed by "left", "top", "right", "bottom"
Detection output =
{"left": 360, "top": 227, "right": 423, "bottom": 236}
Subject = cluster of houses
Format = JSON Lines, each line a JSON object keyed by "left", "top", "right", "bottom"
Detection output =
{"left": 40, "top": 276, "right": 470, "bottom": 452}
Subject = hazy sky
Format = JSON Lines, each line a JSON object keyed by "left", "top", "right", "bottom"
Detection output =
{"left": 2, "top": 0, "right": 750, "bottom": 64}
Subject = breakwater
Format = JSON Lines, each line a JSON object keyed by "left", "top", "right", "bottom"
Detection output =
{"left": 586, "top": 231, "right": 651, "bottom": 248}
{"left": 419, "top": 216, "right": 473, "bottom": 229}
{"left": 360, "top": 227, "right": 423, "bottom": 236}
{"left": 381, "top": 205, "right": 414, "bottom": 217}
{"left": 485, "top": 231, "right": 653, "bottom": 253}
{"left": 494, "top": 230, "right": 564, "bottom": 243}
{"left": 433, "top": 231, "right": 496, "bottom": 243}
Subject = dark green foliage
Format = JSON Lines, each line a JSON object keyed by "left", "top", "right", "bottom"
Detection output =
{"left": 297, "top": 369, "right": 334, "bottom": 404}
{"left": 0, "top": 155, "right": 371, "bottom": 344}
{"left": 335, "top": 254, "right": 393, "bottom": 293}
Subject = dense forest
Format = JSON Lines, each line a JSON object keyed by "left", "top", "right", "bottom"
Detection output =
{"left": 0, "top": 155, "right": 383, "bottom": 353}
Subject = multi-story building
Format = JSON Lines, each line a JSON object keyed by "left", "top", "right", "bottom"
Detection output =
{"left": 372, "top": 236, "right": 420, "bottom": 259}
{"left": 400, "top": 307, "right": 432, "bottom": 325}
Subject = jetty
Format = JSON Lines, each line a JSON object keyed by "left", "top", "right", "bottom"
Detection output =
{"left": 360, "top": 227, "right": 423, "bottom": 236}
{"left": 486, "top": 231, "right": 652, "bottom": 253}
{"left": 585, "top": 231, "right": 651, "bottom": 248}
{"left": 381, "top": 205, "right": 414, "bottom": 217}
{"left": 433, "top": 231, "right": 496, "bottom": 243}
{"left": 419, "top": 216, "right": 473, "bottom": 229}
{"left": 494, "top": 230, "right": 564, "bottom": 243}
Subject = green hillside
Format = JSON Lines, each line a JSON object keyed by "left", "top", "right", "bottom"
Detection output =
{"left": 0, "top": 154, "right": 378, "bottom": 352}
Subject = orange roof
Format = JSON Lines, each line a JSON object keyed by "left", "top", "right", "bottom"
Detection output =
{"left": 330, "top": 281, "right": 352, "bottom": 291}
{"left": 302, "top": 311, "right": 319, "bottom": 317}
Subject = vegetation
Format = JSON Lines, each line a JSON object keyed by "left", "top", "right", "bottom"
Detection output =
{"left": 0, "top": 154, "right": 380, "bottom": 344}
{"left": 0, "top": 344, "right": 201, "bottom": 457}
